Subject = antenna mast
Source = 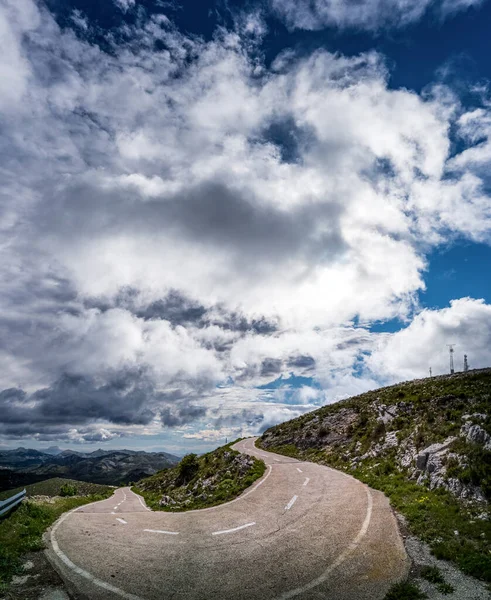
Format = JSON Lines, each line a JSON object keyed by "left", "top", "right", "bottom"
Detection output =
{"left": 429, "top": 367, "right": 432, "bottom": 377}
{"left": 464, "top": 354, "right": 469, "bottom": 372}
{"left": 447, "top": 344, "right": 455, "bottom": 374}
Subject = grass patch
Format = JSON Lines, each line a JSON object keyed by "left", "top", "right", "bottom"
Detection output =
{"left": 134, "top": 441, "right": 266, "bottom": 511}
{"left": 0, "top": 478, "right": 113, "bottom": 501}
{"left": 352, "top": 469, "right": 491, "bottom": 582}
{"left": 384, "top": 581, "right": 427, "bottom": 599}
{"left": 0, "top": 490, "right": 112, "bottom": 592}
{"left": 437, "top": 582, "right": 455, "bottom": 595}
{"left": 420, "top": 565, "right": 445, "bottom": 584}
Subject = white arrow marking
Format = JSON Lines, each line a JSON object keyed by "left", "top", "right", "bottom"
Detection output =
{"left": 303, "top": 477, "right": 310, "bottom": 487}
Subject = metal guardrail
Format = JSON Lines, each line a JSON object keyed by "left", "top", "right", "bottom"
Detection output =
{"left": 0, "top": 489, "right": 26, "bottom": 517}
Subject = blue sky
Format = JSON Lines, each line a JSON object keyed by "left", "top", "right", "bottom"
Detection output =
{"left": 1, "top": 0, "right": 491, "bottom": 454}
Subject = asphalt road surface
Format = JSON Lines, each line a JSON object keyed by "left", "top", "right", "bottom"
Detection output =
{"left": 46, "top": 438, "right": 409, "bottom": 600}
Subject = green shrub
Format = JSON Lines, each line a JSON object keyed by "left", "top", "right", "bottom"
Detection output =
{"left": 420, "top": 565, "right": 444, "bottom": 584}
{"left": 384, "top": 581, "right": 426, "bottom": 600}
{"left": 59, "top": 483, "right": 77, "bottom": 497}
{"left": 177, "top": 454, "right": 199, "bottom": 483}
{"left": 437, "top": 582, "right": 455, "bottom": 595}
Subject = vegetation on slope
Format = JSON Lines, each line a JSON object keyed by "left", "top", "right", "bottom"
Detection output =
{"left": 0, "top": 477, "right": 112, "bottom": 501}
{"left": 259, "top": 369, "right": 491, "bottom": 582}
{"left": 0, "top": 487, "right": 112, "bottom": 593}
{"left": 134, "top": 442, "right": 266, "bottom": 511}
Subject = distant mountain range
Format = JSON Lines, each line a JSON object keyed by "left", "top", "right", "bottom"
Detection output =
{"left": 0, "top": 447, "right": 180, "bottom": 491}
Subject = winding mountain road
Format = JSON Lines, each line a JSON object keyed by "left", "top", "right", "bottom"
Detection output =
{"left": 46, "top": 438, "right": 409, "bottom": 600}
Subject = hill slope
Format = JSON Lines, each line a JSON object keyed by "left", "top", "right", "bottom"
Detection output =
{"left": 135, "top": 443, "right": 265, "bottom": 511}
{"left": 259, "top": 368, "right": 491, "bottom": 582}
{"left": 0, "top": 477, "right": 112, "bottom": 501}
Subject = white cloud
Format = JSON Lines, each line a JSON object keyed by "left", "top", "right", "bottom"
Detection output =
{"left": 114, "top": 0, "right": 136, "bottom": 12}
{"left": 367, "top": 298, "right": 491, "bottom": 381}
{"left": 0, "top": 1, "right": 491, "bottom": 446}
{"left": 270, "top": 0, "right": 485, "bottom": 32}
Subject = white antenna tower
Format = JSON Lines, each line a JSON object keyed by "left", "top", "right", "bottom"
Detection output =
{"left": 464, "top": 355, "right": 469, "bottom": 372}
{"left": 447, "top": 344, "right": 455, "bottom": 374}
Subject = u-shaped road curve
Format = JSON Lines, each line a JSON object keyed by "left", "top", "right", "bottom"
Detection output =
{"left": 46, "top": 438, "right": 409, "bottom": 600}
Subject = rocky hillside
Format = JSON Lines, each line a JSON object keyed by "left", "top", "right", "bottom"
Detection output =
{"left": 135, "top": 443, "right": 265, "bottom": 511}
{"left": 261, "top": 369, "right": 490, "bottom": 501}
{"left": 259, "top": 369, "right": 491, "bottom": 582}
{"left": 0, "top": 448, "right": 179, "bottom": 488}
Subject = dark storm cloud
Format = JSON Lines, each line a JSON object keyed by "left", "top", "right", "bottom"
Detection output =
{"left": 36, "top": 179, "right": 348, "bottom": 275}
{"left": 287, "top": 355, "right": 316, "bottom": 369}
{"left": 0, "top": 372, "right": 155, "bottom": 430}
{"left": 260, "top": 358, "right": 283, "bottom": 377}
{"left": 0, "top": 370, "right": 208, "bottom": 439}
{"left": 85, "top": 287, "right": 279, "bottom": 337}
{"left": 137, "top": 291, "right": 207, "bottom": 324}
{"left": 160, "top": 404, "right": 207, "bottom": 427}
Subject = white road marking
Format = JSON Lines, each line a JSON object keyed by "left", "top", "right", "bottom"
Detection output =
{"left": 274, "top": 486, "right": 374, "bottom": 600}
{"left": 144, "top": 529, "right": 179, "bottom": 535}
{"left": 212, "top": 522, "right": 256, "bottom": 536}
{"left": 285, "top": 495, "right": 298, "bottom": 510}
{"left": 303, "top": 477, "right": 310, "bottom": 487}
{"left": 274, "top": 458, "right": 281, "bottom": 462}
{"left": 50, "top": 504, "right": 144, "bottom": 600}
{"left": 116, "top": 518, "right": 127, "bottom": 525}
{"left": 296, "top": 468, "right": 303, "bottom": 473}
{"left": 111, "top": 511, "right": 116, "bottom": 515}
{"left": 113, "top": 506, "right": 118, "bottom": 510}
{"left": 136, "top": 493, "right": 151, "bottom": 512}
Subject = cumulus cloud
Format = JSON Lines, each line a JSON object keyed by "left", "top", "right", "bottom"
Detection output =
{"left": 0, "top": 0, "right": 490, "bottom": 446}
{"left": 270, "top": 0, "right": 485, "bottom": 32}
{"left": 367, "top": 298, "right": 491, "bottom": 381}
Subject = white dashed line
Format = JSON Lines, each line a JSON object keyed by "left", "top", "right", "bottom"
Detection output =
{"left": 116, "top": 518, "right": 127, "bottom": 525}
{"left": 274, "top": 458, "right": 281, "bottom": 462}
{"left": 113, "top": 506, "right": 118, "bottom": 510}
{"left": 136, "top": 494, "right": 151, "bottom": 511}
{"left": 144, "top": 529, "right": 179, "bottom": 535}
{"left": 303, "top": 477, "right": 310, "bottom": 487}
{"left": 50, "top": 504, "right": 144, "bottom": 600}
{"left": 285, "top": 495, "right": 298, "bottom": 510}
{"left": 274, "top": 487, "right": 374, "bottom": 599}
{"left": 212, "top": 522, "right": 256, "bottom": 536}
{"left": 296, "top": 468, "right": 303, "bottom": 473}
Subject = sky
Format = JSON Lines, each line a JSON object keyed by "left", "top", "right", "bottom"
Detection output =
{"left": 1, "top": 0, "right": 491, "bottom": 455}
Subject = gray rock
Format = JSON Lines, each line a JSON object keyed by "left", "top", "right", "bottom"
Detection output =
{"left": 415, "top": 437, "right": 457, "bottom": 471}
{"left": 462, "top": 413, "right": 487, "bottom": 421}
{"left": 383, "top": 431, "right": 399, "bottom": 449}
{"left": 159, "top": 495, "right": 177, "bottom": 506}
{"left": 461, "top": 422, "right": 491, "bottom": 447}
